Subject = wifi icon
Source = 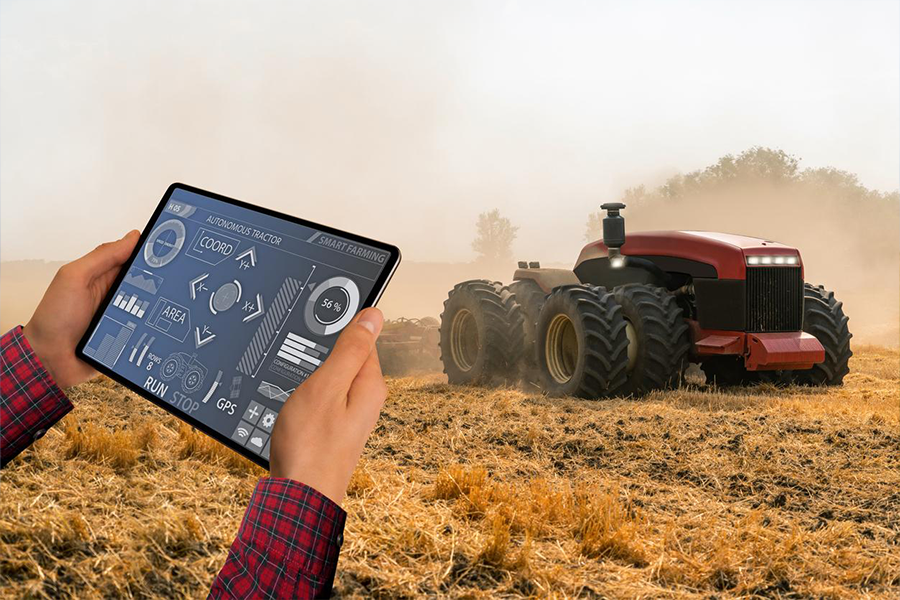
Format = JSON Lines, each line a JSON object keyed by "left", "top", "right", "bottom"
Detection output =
{"left": 233, "top": 424, "right": 251, "bottom": 441}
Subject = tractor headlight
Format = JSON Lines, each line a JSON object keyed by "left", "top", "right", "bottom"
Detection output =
{"left": 610, "top": 256, "right": 626, "bottom": 269}
{"left": 746, "top": 255, "right": 798, "bottom": 266}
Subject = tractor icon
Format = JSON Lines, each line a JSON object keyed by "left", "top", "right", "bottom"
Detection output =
{"left": 159, "top": 352, "right": 208, "bottom": 393}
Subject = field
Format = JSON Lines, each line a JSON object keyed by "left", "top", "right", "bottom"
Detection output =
{"left": 1, "top": 346, "right": 898, "bottom": 599}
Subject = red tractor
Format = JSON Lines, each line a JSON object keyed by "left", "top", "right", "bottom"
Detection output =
{"left": 439, "top": 204, "right": 851, "bottom": 397}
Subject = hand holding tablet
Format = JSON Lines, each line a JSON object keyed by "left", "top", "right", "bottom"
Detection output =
{"left": 24, "top": 231, "right": 141, "bottom": 388}
{"left": 76, "top": 184, "right": 400, "bottom": 469}
{"left": 269, "top": 307, "right": 387, "bottom": 504}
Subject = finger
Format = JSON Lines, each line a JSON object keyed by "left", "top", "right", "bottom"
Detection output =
{"left": 310, "top": 308, "right": 384, "bottom": 392}
{"left": 76, "top": 230, "right": 140, "bottom": 278}
{"left": 347, "top": 350, "right": 387, "bottom": 425}
{"left": 347, "top": 346, "right": 386, "bottom": 406}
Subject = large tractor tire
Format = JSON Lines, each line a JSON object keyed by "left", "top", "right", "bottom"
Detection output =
{"left": 506, "top": 279, "right": 548, "bottom": 373}
{"left": 498, "top": 284, "right": 526, "bottom": 373}
{"left": 613, "top": 284, "right": 691, "bottom": 396}
{"left": 535, "top": 285, "right": 629, "bottom": 398}
{"left": 440, "top": 280, "right": 522, "bottom": 385}
{"left": 785, "top": 283, "right": 852, "bottom": 386}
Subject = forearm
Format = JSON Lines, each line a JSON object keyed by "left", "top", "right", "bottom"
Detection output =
{"left": 209, "top": 477, "right": 346, "bottom": 599}
{"left": 0, "top": 326, "right": 73, "bottom": 466}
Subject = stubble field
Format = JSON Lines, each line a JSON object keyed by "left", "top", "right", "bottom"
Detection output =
{"left": 1, "top": 346, "right": 898, "bottom": 599}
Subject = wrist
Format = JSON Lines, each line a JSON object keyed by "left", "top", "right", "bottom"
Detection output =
{"left": 21, "top": 323, "right": 64, "bottom": 387}
{"left": 269, "top": 462, "right": 348, "bottom": 506}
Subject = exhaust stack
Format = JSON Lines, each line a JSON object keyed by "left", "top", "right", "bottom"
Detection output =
{"left": 600, "top": 203, "right": 626, "bottom": 267}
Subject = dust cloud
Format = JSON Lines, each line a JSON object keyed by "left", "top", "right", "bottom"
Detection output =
{"left": 378, "top": 154, "right": 900, "bottom": 347}
{"left": 1, "top": 1, "right": 897, "bottom": 346}
{"left": 3, "top": 163, "right": 897, "bottom": 347}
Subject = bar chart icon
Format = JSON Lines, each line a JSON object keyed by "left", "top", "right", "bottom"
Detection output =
{"left": 83, "top": 316, "right": 136, "bottom": 368}
{"left": 113, "top": 290, "right": 150, "bottom": 319}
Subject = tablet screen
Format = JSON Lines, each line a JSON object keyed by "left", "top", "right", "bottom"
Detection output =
{"left": 81, "top": 185, "right": 398, "bottom": 464}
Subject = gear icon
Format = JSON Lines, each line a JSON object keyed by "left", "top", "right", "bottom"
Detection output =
{"left": 261, "top": 413, "right": 276, "bottom": 429}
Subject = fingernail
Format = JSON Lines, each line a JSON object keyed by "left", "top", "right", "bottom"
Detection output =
{"left": 358, "top": 309, "right": 383, "bottom": 336}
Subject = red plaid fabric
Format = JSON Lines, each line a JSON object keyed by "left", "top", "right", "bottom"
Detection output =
{"left": 209, "top": 477, "right": 346, "bottom": 599}
{"left": 1, "top": 327, "right": 346, "bottom": 598}
{"left": 0, "top": 326, "right": 73, "bottom": 466}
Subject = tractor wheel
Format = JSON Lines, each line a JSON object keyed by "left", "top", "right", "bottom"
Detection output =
{"left": 613, "top": 284, "right": 691, "bottom": 396}
{"left": 785, "top": 283, "right": 852, "bottom": 386}
{"left": 507, "top": 279, "right": 548, "bottom": 371}
{"left": 498, "top": 284, "right": 527, "bottom": 379}
{"left": 440, "top": 280, "right": 521, "bottom": 385}
{"left": 536, "top": 285, "right": 629, "bottom": 398}
{"left": 160, "top": 356, "right": 181, "bottom": 381}
{"left": 182, "top": 367, "right": 205, "bottom": 393}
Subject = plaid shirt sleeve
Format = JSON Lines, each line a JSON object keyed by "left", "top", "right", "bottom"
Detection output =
{"left": 208, "top": 477, "right": 346, "bottom": 599}
{"left": 1, "top": 326, "right": 73, "bottom": 467}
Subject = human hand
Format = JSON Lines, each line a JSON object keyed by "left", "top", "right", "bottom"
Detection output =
{"left": 22, "top": 231, "right": 141, "bottom": 389}
{"left": 269, "top": 308, "right": 387, "bottom": 505}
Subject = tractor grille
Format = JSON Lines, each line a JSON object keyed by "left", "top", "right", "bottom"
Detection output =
{"left": 745, "top": 266, "right": 803, "bottom": 332}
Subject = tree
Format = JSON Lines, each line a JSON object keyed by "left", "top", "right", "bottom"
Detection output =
{"left": 472, "top": 209, "right": 518, "bottom": 265}
{"left": 662, "top": 147, "right": 800, "bottom": 200}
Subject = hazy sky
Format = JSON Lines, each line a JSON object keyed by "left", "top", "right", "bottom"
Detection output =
{"left": 2, "top": 0, "right": 898, "bottom": 264}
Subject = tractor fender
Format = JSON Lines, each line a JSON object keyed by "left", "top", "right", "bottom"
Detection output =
{"left": 512, "top": 268, "right": 580, "bottom": 293}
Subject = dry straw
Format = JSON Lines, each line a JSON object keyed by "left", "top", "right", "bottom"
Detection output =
{"left": 0, "top": 347, "right": 897, "bottom": 597}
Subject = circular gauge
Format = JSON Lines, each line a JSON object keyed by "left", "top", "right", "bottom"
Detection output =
{"left": 304, "top": 277, "right": 360, "bottom": 336}
{"left": 314, "top": 286, "right": 351, "bottom": 326}
{"left": 144, "top": 219, "right": 186, "bottom": 268}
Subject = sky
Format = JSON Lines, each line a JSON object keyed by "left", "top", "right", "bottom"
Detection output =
{"left": 1, "top": 0, "right": 898, "bottom": 264}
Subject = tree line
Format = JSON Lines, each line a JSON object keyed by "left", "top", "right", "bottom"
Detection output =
{"left": 471, "top": 147, "right": 899, "bottom": 265}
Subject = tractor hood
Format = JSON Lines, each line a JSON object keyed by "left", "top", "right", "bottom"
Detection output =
{"left": 576, "top": 230, "right": 802, "bottom": 279}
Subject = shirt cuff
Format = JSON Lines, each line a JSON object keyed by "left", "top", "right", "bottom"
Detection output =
{"left": 237, "top": 477, "right": 347, "bottom": 580}
{"left": 0, "top": 326, "right": 73, "bottom": 456}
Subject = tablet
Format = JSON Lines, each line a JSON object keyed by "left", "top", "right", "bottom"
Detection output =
{"left": 77, "top": 183, "right": 400, "bottom": 469}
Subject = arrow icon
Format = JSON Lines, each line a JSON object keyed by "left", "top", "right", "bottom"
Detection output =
{"left": 242, "top": 294, "right": 265, "bottom": 322}
{"left": 194, "top": 325, "right": 216, "bottom": 348}
{"left": 235, "top": 246, "right": 257, "bottom": 267}
{"left": 189, "top": 273, "right": 209, "bottom": 300}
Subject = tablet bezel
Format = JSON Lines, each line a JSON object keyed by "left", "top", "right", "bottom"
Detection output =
{"left": 76, "top": 182, "right": 401, "bottom": 471}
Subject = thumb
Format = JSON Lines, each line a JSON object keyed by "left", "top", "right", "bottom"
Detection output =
{"left": 309, "top": 308, "right": 384, "bottom": 392}
{"left": 77, "top": 230, "right": 140, "bottom": 277}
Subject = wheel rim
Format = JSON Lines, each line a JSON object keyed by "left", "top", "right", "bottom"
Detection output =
{"left": 450, "top": 309, "right": 479, "bottom": 372}
{"left": 184, "top": 371, "right": 201, "bottom": 391}
{"left": 546, "top": 313, "right": 579, "bottom": 384}
{"left": 625, "top": 320, "right": 638, "bottom": 372}
{"left": 161, "top": 359, "right": 178, "bottom": 379}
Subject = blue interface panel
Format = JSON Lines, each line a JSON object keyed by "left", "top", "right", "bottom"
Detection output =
{"left": 82, "top": 186, "right": 396, "bottom": 463}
